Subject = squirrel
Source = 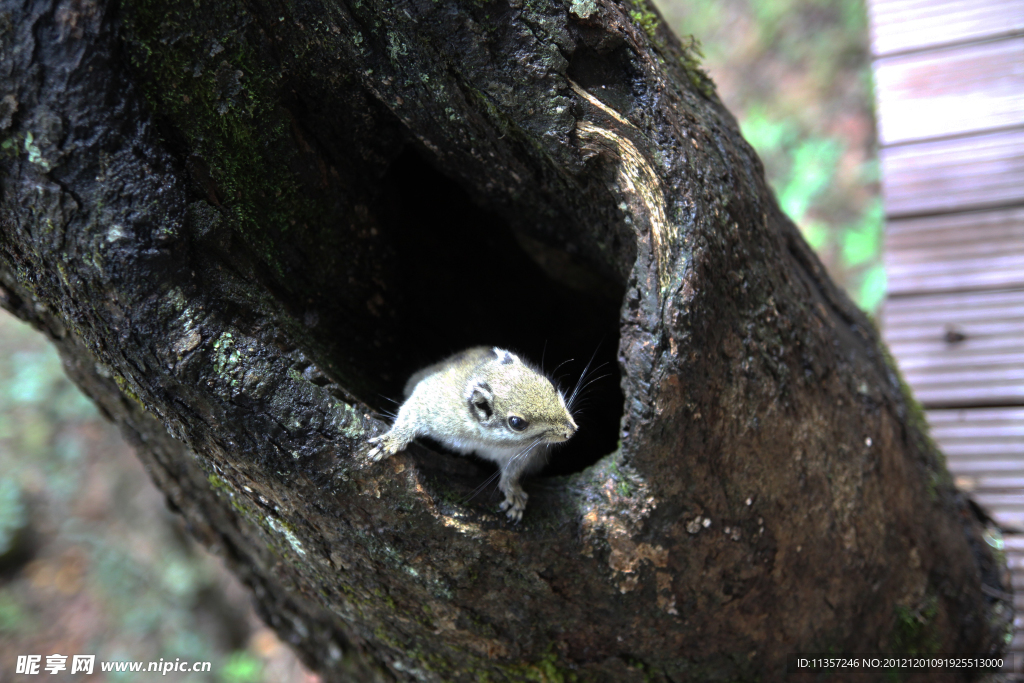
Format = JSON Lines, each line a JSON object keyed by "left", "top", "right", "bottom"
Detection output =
{"left": 368, "top": 346, "right": 578, "bottom": 522}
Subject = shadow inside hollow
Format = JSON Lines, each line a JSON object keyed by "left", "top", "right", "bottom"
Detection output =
{"left": 373, "top": 149, "right": 626, "bottom": 477}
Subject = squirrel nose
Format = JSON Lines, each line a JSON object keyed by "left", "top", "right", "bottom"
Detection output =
{"left": 565, "top": 419, "right": 578, "bottom": 438}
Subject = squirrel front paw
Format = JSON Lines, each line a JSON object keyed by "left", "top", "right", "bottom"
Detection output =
{"left": 499, "top": 486, "right": 529, "bottom": 523}
{"left": 367, "top": 431, "right": 406, "bottom": 461}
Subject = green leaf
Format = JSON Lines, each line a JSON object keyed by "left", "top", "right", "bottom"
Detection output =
{"left": 778, "top": 137, "right": 842, "bottom": 223}
{"left": 857, "top": 265, "right": 887, "bottom": 313}
{"left": 221, "top": 651, "right": 262, "bottom": 683}
{"left": 842, "top": 229, "right": 877, "bottom": 266}
{"left": 739, "top": 106, "right": 798, "bottom": 158}
{"left": 841, "top": 198, "right": 884, "bottom": 267}
{"left": 799, "top": 220, "right": 828, "bottom": 252}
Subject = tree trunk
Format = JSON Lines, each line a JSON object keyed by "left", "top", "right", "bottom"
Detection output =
{"left": 0, "top": 0, "right": 1011, "bottom": 679}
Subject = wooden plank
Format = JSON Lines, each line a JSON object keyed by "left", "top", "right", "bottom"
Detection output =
{"left": 884, "top": 293, "right": 1024, "bottom": 347}
{"left": 895, "top": 361, "right": 1024, "bottom": 405}
{"left": 926, "top": 408, "right": 1024, "bottom": 534}
{"left": 956, "top": 476, "right": 1024, "bottom": 492}
{"left": 993, "top": 510, "right": 1024, "bottom": 530}
{"left": 906, "top": 381, "right": 1024, "bottom": 406}
{"left": 887, "top": 318, "right": 1024, "bottom": 346}
{"left": 886, "top": 207, "right": 1024, "bottom": 295}
{"left": 929, "top": 409, "right": 1024, "bottom": 484}
{"left": 939, "top": 441, "right": 1024, "bottom": 459}
{"left": 928, "top": 407, "right": 1024, "bottom": 423}
{"left": 888, "top": 206, "right": 1024, "bottom": 248}
{"left": 889, "top": 372, "right": 1024, "bottom": 405}
{"left": 887, "top": 338, "right": 1024, "bottom": 358}
{"left": 944, "top": 461, "right": 1024, "bottom": 476}
{"left": 946, "top": 458, "right": 1024, "bottom": 471}
{"left": 884, "top": 289, "right": 1024, "bottom": 327}
{"left": 887, "top": 252, "right": 1024, "bottom": 296}
{"left": 898, "top": 358, "right": 1024, "bottom": 376}
{"left": 1010, "top": 567, "right": 1024, "bottom": 587}
{"left": 884, "top": 288, "right": 1024, "bottom": 326}
{"left": 942, "top": 430, "right": 1024, "bottom": 448}
{"left": 874, "top": 37, "right": 1024, "bottom": 144}
{"left": 972, "top": 493, "right": 1024, "bottom": 508}
{"left": 868, "top": 0, "right": 1024, "bottom": 56}
{"left": 1007, "top": 641, "right": 1024, "bottom": 672}
{"left": 880, "top": 127, "right": 1024, "bottom": 217}
{"left": 1012, "top": 629, "right": 1024, "bottom": 650}
{"left": 943, "top": 440, "right": 1024, "bottom": 458}
{"left": 883, "top": 291, "right": 1024, "bottom": 404}
{"left": 928, "top": 407, "right": 1024, "bottom": 434}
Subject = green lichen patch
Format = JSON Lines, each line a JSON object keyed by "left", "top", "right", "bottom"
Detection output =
{"left": 206, "top": 473, "right": 233, "bottom": 495}
{"left": 212, "top": 331, "right": 240, "bottom": 374}
{"left": 890, "top": 595, "right": 940, "bottom": 657}
{"left": 112, "top": 373, "right": 146, "bottom": 411}
{"left": 22, "top": 131, "right": 51, "bottom": 171}
{"left": 569, "top": 0, "right": 598, "bottom": 19}
{"left": 502, "top": 644, "right": 577, "bottom": 683}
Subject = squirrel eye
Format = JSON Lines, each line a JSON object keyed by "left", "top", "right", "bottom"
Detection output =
{"left": 507, "top": 416, "right": 528, "bottom": 432}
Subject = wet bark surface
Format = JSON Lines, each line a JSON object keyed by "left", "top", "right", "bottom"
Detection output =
{"left": 0, "top": 0, "right": 1012, "bottom": 680}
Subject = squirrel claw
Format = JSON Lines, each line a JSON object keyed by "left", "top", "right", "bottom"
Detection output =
{"left": 499, "top": 489, "right": 528, "bottom": 523}
{"left": 367, "top": 434, "right": 398, "bottom": 462}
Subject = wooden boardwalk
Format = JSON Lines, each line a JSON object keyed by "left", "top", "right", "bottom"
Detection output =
{"left": 867, "top": 0, "right": 1024, "bottom": 671}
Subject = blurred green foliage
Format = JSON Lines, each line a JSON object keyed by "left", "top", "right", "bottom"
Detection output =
{"left": 0, "top": 478, "right": 26, "bottom": 557}
{"left": 222, "top": 651, "right": 264, "bottom": 683}
{"left": 0, "top": 590, "right": 31, "bottom": 633}
{"left": 0, "top": 339, "right": 97, "bottom": 478}
{"left": 657, "top": 0, "right": 884, "bottom": 312}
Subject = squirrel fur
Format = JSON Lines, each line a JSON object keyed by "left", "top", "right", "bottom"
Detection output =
{"left": 368, "top": 346, "right": 578, "bottom": 521}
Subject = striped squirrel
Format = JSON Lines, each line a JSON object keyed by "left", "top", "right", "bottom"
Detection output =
{"left": 368, "top": 346, "right": 578, "bottom": 522}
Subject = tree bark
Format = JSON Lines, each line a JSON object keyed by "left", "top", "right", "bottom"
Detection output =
{"left": 0, "top": 0, "right": 1011, "bottom": 680}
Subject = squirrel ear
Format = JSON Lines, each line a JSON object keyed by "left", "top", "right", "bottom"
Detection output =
{"left": 492, "top": 348, "right": 517, "bottom": 365}
{"left": 468, "top": 383, "right": 494, "bottom": 422}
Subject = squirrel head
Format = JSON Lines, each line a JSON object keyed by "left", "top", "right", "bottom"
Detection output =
{"left": 464, "top": 348, "right": 577, "bottom": 447}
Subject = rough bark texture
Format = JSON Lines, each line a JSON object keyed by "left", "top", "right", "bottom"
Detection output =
{"left": 0, "top": 0, "right": 1012, "bottom": 680}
